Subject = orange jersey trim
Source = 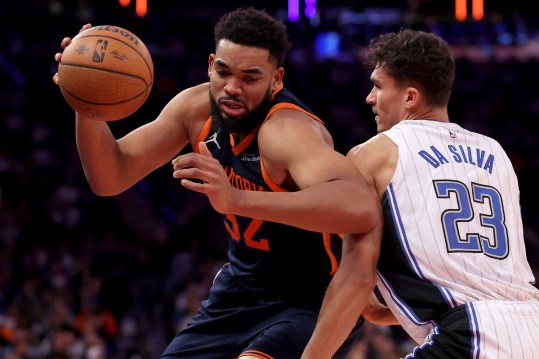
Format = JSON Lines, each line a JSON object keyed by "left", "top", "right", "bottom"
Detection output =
{"left": 238, "top": 350, "right": 275, "bottom": 359}
{"left": 264, "top": 102, "right": 324, "bottom": 125}
{"left": 230, "top": 82, "right": 283, "bottom": 155}
{"left": 260, "top": 155, "right": 286, "bottom": 192}
{"left": 195, "top": 117, "right": 213, "bottom": 154}
{"left": 270, "top": 82, "right": 284, "bottom": 101}
{"left": 324, "top": 232, "right": 339, "bottom": 276}
{"left": 231, "top": 124, "right": 260, "bottom": 156}
{"left": 258, "top": 101, "right": 324, "bottom": 192}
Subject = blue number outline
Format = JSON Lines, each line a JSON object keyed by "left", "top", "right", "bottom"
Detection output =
{"left": 433, "top": 180, "right": 509, "bottom": 259}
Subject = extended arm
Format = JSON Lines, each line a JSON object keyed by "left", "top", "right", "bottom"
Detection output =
{"left": 301, "top": 134, "right": 399, "bottom": 358}
{"left": 53, "top": 28, "right": 203, "bottom": 196}
{"left": 301, "top": 223, "right": 382, "bottom": 359}
{"left": 173, "top": 109, "right": 379, "bottom": 234}
{"left": 74, "top": 95, "right": 193, "bottom": 195}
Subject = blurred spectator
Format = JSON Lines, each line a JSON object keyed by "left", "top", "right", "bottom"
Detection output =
{"left": 46, "top": 324, "right": 84, "bottom": 359}
{"left": 74, "top": 274, "right": 118, "bottom": 357}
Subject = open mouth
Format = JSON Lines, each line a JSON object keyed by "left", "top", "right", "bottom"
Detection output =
{"left": 220, "top": 100, "right": 245, "bottom": 117}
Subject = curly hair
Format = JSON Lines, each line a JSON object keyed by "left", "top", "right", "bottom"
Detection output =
{"left": 365, "top": 29, "right": 455, "bottom": 108}
{"left": 214, "top": 7, "right": 292, "bottom": 67}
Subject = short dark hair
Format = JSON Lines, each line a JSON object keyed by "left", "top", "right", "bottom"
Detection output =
{"left": 365, "top": 29, "right": 455, "bottom": 108}
{"left": 214, "top": 7, "right": 292, "bottom": 67}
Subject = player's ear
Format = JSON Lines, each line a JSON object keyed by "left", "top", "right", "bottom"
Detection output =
{"left": 404, "top": 86, "right": 420, "bottom": 109}
{"left": 208, "top": 54, "right": 216, "bottom": 78}
{"left": 272, "top": 67, "right": 284, "bottom": 91}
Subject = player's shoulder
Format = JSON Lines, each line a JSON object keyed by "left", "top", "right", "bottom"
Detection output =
{"left": 348, "top": 134, "right": 393, "bottom": 159}
{"left": 261, "top": 108, "right": 336, "bottom": 156}
{"left": 163, "top": 82, "right": 210, "bottom": 119}
{"left": 347, "top": 134, "right": 396, "bottom": 181}
{"left": 173, "top": 82, "right": 209, "bottom": 107}
{"left": 152, "top": 83, "right": 210, "bottom": 146}
{"left": 181, "top": 82, "right": 210, "bottom": 96}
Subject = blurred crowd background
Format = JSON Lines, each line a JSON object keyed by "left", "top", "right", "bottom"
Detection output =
{"left": 1, "top": 0, "right": 538, "bottom": 358}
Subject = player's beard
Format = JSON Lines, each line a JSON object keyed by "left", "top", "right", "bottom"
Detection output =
{"left": 209, "top": 89, "right": 272, "bottom": 136}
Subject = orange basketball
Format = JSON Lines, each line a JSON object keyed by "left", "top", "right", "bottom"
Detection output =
{"left": 57, "top": 25, "right": 154, "bottom": 121}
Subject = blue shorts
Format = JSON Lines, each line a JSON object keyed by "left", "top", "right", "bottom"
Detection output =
{"left": 161, "top": 264, "right": 362, "bottom": 359}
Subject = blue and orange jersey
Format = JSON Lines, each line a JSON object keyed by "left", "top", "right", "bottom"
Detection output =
{"left": 196, "top": 86, "right": 342, "bottom": 309}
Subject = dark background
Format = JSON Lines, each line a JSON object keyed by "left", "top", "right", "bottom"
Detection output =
{"left": 1, "top": 1, "right": 538, "bottom": 358}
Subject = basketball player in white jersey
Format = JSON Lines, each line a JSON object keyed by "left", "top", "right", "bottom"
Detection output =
{"left": 302, "top": 29, "right": 539, "bottom": 358}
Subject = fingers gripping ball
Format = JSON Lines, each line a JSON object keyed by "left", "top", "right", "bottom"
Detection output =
{"left": 57, "top": 25, "right": 154, "bottom": 121}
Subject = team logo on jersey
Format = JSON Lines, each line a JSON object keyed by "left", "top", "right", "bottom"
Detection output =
{"left": 205, "top": 130, "right": 221, "bottom": 149}
{"left": 224, "top": 166, "right": 264, "bottom": 191}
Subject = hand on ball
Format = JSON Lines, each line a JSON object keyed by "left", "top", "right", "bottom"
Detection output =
{"left": 53, "top": 24, "right": 93, "bottom": 85}
{"left": 54, "top": 24, "right": 154, "bottom": 121}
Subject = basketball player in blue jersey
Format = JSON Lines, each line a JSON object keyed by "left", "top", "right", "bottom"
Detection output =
{"left": 303, "top": 28, "right": 539, "bottom": 359}
{"left": 53, "top": 7, "right": 380, "bottom": 359}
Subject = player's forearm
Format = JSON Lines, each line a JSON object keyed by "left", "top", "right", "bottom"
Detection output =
{"left": 302, "top": 261, "right": 376, "bottom": 357}
{"left": 302, "top": 285, "right": 370, "bottom": 358}
{"left": 233, "top": 179, "right": 379, "bottom": 233}
{"left": 75, "top": 113, "right": 132, "bottom": 195}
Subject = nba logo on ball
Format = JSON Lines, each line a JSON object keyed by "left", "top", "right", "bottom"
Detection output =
{"left": 92, "top": 40, "right": 107, "bottom": 62}
{"left": 57, "top": 25, "right": 154, "bottom": 121}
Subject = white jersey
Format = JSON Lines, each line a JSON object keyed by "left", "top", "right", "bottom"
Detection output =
{"left": 376, "top": 120, "right": 539, "bottom": 350}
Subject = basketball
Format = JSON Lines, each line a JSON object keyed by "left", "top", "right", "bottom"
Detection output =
{"left": 57, "top": 25, "right": 154, "bottom": 121}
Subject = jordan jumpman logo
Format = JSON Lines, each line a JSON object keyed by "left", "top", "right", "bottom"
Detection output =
{"left": 204, "top": 130, "right": 221, "bottom": 149}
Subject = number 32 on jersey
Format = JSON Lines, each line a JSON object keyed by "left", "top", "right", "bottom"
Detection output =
{"left": 224, "top": 214, "right": 270, "bottom": 251}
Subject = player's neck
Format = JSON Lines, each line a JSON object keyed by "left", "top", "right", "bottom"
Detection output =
{"left": 408, "top": 107, "right": 449, "bottom": 123}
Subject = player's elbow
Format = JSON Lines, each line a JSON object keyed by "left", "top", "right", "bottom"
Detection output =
{"left": 351, "top": 204, "right": 380, "bottom": 234}
{"left": 89, "top": 184, "right": 120, "bottom": 197}
{"left": 364, "top": 207, "right": 380, "bottom": 232}
{"left": 349, "top": 189, "right": 381, "bottom": 234}
{"left": 86, "top": 176, "right": 125, "bottom": 197}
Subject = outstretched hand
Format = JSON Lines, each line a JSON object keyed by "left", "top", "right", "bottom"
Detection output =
{"left": 53, "top": 23, "right": 93, "bottom": 85}
{"left": 172, "top": 142, "right": 240, "bottom": 214}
